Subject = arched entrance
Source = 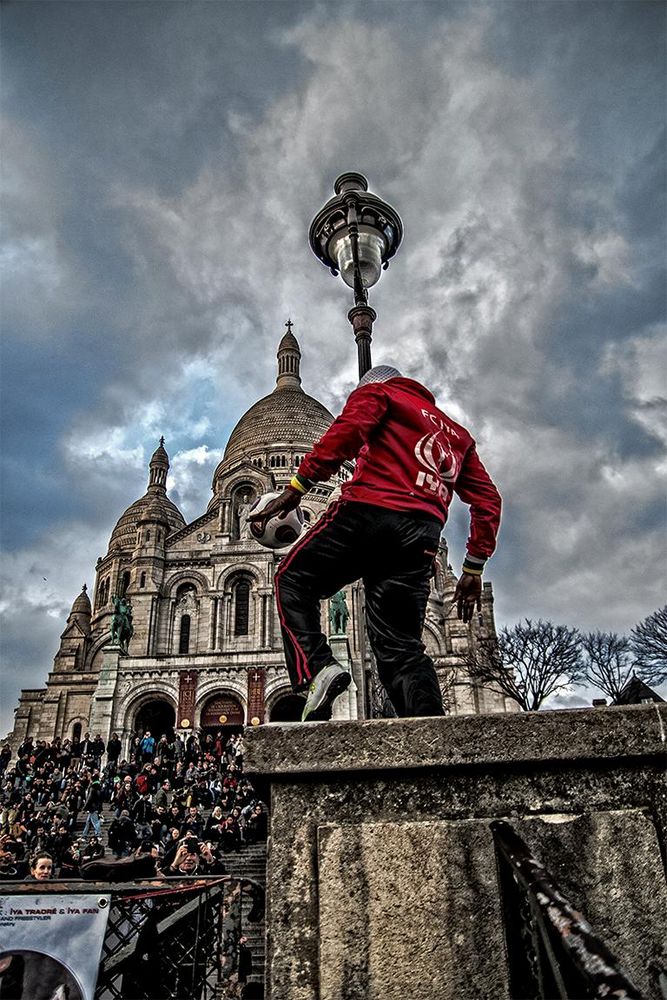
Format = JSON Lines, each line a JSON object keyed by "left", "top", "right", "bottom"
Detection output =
{"left": 269, "top": 693, "right": 306, "bottom": 723}
{"left": 200, "top": 693, "right": 245, "bottom": 739}
{"left": 134, "top": 699, "right": 176, "bottom": 741}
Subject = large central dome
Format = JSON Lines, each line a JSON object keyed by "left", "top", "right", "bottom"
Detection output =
{"left": 223, "top": 386, "right": 334, "bottom": 462}
{"left": 211, "top": 329, "right": 334, "bottom": 490}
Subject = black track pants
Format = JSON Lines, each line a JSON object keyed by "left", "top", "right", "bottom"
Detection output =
{"left": 275, "top": 501, "right": 446, "bottom": 718}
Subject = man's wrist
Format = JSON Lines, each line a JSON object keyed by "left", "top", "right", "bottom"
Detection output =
{"left": 462, "top": 553, "right": 485, "bottom": 576}
{"left": 290, "top": 473, "right": 314, "bottom": 495}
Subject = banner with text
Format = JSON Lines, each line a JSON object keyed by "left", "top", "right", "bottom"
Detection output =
{"left": 0, "top": 894, "right": 110, "bottom": 1000}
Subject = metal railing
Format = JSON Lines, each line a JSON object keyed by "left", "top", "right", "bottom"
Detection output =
{"left": 491, "top": 820, "right": 643, "bottom": 1000}
{"left": 2, "top": 876, "right": 265, "bottom": 1000}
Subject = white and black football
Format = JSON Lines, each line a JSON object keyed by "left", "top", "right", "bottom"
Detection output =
{"left": 248, "top": 492, "right": 305, "bottom": 549}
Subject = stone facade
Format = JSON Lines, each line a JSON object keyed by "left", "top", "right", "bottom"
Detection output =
{"left": 8, "top": 329, "right": 515, "bottom": 751}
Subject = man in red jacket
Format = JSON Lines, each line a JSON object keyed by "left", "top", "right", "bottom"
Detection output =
{"left": 249, "top": 365, "right": 501, "bottom": 722}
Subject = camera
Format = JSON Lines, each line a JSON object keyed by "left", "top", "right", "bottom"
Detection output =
{"left": 184, "top": 837, "right": 200, "bottom": 855}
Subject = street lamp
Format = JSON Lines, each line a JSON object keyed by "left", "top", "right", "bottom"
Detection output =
{"left": 309, "top": 172, "right": 403, "bottom": 378}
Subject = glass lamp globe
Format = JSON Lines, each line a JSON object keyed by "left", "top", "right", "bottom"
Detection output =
{"left": 329, "top": 227, "right": 387, "bottom": 290}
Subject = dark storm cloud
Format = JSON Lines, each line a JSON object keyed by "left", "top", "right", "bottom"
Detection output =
{"left": 3, "top": 2, "right": 311, "bottom": 190}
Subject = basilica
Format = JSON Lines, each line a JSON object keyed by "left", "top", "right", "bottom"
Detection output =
{"left": 9, "top": 329, "right": 515, "bottom": 752}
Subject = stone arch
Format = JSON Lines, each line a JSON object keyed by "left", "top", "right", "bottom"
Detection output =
{"left": 423, "top": 622, "right": 443, "bottom": 658}
{"left": 134, "top": 699, "right": 176, "bottom": 742}
{"left": 194, "top": 675, "right": 247, "bottom": 715}
{"left": 265, "top": 685, "right": 305, "bottom": 723}
{"left": 123, "top": 687, "right": 178, "bottom": 737}
{"left": 218, "top": 468, "right": 266, "bottom": 502}
{"left": 159, "top": 574, "right": 208, "bottom": 657}
{"left": 216, "top": 563, "right": 262, "bottom": 592}
{"left": 229, "top": 479, "right": 261, "bottom": 541}
{"left": 198, "top": 690, "right": 245, "bottom": 730}
{"left": 164, "top": 570, "right": 210, "bottom": 597}
{"left": 68, "top": 718, "right": 87, "bottom": 741}
{"left": 84, "top": 634, "right": 114, "bottom": 672}
{"left": 264, "top": 671, "right": 293, "bottom": 707}
{"left": 213, "top": 567, "right": 265, "bottom": 648}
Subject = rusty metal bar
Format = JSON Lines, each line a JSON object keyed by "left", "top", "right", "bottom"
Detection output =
{"left": 491, "top": 820, "right": 643, "bottom": 1000}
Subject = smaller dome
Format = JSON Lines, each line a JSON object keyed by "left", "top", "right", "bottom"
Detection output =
{"left": 278, "top": 330, "right": 299, "bottom": 352}
{"left": 138, "top": 495, "right": 173, "bottom": 526}
{"left": 109, "top": 493, "right": 185, "bottom": 551}
{"left": 150, "top": 436, "right": 169, "bottom": 469}
{"left": 67, "top": 584, "right": 92, "bottom": 636}
{"left": 70, "top": 584, "right": 91, "bottom": 618}
{"left": 108, "top": 439, "right": 185, "bottom": 552}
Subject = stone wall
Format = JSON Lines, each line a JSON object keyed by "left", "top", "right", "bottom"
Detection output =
{"left": 245, "top": 704, "right": 667, "bottom": 1000}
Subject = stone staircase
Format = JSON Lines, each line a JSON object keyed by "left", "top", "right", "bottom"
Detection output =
{"left": 224, "top": 841, "right": 267, "bottom": 994}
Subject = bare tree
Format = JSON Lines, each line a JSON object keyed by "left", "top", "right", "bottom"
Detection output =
{"left": 629, "top": 606, "right": 667, "bottom": 682}
{"left": 581, "top": 631, "right": 635, "bottom": 703}
{"left": 467, "top": 618, "right": 584, "bottom": 711}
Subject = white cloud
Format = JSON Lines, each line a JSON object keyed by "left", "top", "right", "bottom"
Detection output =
{"left": 602, "top": 325, "right": 667, "bottom": 448}
{"left": 168, "top": 444, "right": 224, "bottom": 520}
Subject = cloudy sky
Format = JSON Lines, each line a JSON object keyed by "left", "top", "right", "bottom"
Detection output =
{"left": 1, "top": 0, "right": 665, "bottom": 734}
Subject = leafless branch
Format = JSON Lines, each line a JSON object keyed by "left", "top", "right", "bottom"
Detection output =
{"left": 581, "top": 631, "right": 634, "bottom": 702}
{"left": 629, "top": 605, "right": 667, "bottom": 683}
{"left": 467, "top": 619, "right": 584, "bottom": 711}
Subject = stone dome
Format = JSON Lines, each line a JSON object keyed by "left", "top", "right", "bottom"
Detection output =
{"left": 108, "top": 439, "right": 185, "bottom": 551}
{"left": 150, "top": 437, "right": 169, "bottom": 469}
{"left": 212, "top": 328, "right": 334, "bottom": 481}
{"left": 70, "top": 585, "right": 91, "bottom": 619}
{"left": 222, "top": 388, "right": 334, "bottom": 463}
{"left": 108, "top": 492, "right": 186, "bottom": 551}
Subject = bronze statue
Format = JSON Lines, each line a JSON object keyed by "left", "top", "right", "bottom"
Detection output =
{"left": 329, "top": 590, "right": 349, "bottom": 634}
{"left": 110, "top": 593, "right": 134, "bottom": 653}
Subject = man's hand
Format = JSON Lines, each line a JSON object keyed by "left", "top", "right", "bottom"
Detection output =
{"left": 200, "top": 841, "right": 214, "bottom": 863}
{"left": 453, "top": 573, "right": 482, "bottom": 623}
{"left": 172, "top": 842, "right": 192, "bottom": 866}
{"left": 247, "top": 488, "right": 302, "bottom": 534}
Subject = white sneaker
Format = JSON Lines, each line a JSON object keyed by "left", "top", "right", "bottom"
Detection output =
{"left": 301, "top": 663, "right": 351, "bottom": 722}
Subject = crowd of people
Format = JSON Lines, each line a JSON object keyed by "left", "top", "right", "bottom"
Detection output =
{"left": 0, "top": 727, "right": 268, "bottom": 881}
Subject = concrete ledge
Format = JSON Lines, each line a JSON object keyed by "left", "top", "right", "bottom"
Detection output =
{"left": 245, "top": 703, "right": 667, "bottom": 775}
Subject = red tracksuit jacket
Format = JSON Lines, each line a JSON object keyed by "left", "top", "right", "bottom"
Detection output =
{"left": 298, "top": 377, "right": 501, "bottom": 562}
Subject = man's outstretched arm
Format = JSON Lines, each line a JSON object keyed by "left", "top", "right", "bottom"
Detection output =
{"left": 452, "top": 445, "right": 502, "bottom": 623}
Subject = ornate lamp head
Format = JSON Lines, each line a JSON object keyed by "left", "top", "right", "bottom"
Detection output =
{"left": 308, "top": 172, "right": 403, "bottom": 297}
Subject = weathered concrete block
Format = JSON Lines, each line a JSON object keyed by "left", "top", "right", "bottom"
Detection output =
{"left": 247, "top": 704, "right": 667, "bottom": 775}
{"left": 246, "top": 705, "right": 667, "bottom": 999}
{"left": 318, "top": 819, "right": 506, "bottom": 1000}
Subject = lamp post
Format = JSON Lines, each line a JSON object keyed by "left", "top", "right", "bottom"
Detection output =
{"left": 308, "top": 172, "right": 403, "bottom": 379}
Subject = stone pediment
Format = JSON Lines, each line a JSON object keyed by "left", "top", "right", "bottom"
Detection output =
{"left": 166, "top": 510, "right": 218, "bottom": 549}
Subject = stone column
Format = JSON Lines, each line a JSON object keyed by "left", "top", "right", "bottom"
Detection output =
{"left": 329, "top": 635, "right": 358, "bottom": 721}
{"left": 88, "top": 644, "right": 121, "bottom": 743}
{"left": 257, "top": 588, "right": 272, "bottom": 648}
{"left": 209, "top": 597, "right": 218, "bottom": 650}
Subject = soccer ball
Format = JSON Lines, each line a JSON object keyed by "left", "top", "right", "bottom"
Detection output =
{"left": 248, "top": 492, "right": 305, "bottom": 549}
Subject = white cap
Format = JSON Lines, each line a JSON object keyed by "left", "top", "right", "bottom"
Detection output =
{"left": 358, "top": 365, "right": 402, "bottom": 387}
